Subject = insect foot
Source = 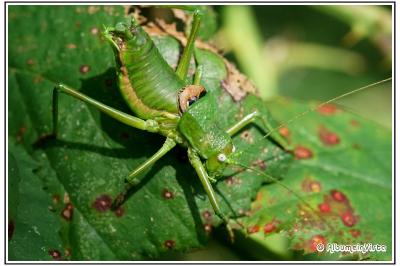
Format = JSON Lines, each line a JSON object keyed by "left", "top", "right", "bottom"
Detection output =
{"left": 225, "top": 220, "right": 235, "bottom": 243}
{"left": 111, "top": 192, "right": 126, "bottom": 211}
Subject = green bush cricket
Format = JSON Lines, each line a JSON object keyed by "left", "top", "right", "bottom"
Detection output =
{"left": 47, "top": 7, "right": 291, "bottom": 239}
{"left": 43, "top": 6, "right": 391, "bottom": 245}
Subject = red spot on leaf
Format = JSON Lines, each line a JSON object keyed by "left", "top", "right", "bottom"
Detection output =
{"left": 294, "top": 146, "right": 313, "bottom": 160}
{"left": 319, "top": 127, "right": 340, "bottom": 146}
{"left": 279, "top": 127, "right": 290, "bottom": 138}
{"left": 164, "top": 240, "right": 175, "bottom": 249}
{"left": 162, "top": 189, "right": 174, "bottom": 200}
{"left": 48, "top": 249, "right": 62, "bottom": 260}
{"left": 247, "top": 225, "right": 260, "bottom": 234}
{"left": 79, "top": 64, "right": 91, "bottom": 74}
{"left": 202, "top": 210, "right": 212, "bottom": 221}
{"left": 114, "top": 206, "right": 125, "bottom": 218}
{"left": 61, "top": 203, "right": 73, "bottom": 221}
{"left": 318, "top": 202, "right": 331, "bottom": 213}
{"left": 252, "top": 159, "right": 267, "bottom": 171}
{"left": 225, "top": 176, "right": 241, "bottom": 186}
{"left": 341, "top": 211, "right": 357, "bottom": 227}
{"left": 90, "top": 27, "right": 99, "bottom": 35}
{"left": 301, "top": 178, "right": 321, "bottom": 193}
{"left": 349, "top": 229, "right": 361, "bottom": 238}
{"left": 240, "top": 130, "right": 254, "bottom": 144}
{"left": 331, "top": 190, "right": 348, "bottom": 202}
{"left": 263, "top": 221, "right": 276, "bottom": 234}
{"left": 92, "top": 195, "right": 112, "bottom": 212}
{"left": 317, "top": 103, "right": 337, "bottom": 115}
{"left": 309, "top": 235, "right": 327, "bottom": 252}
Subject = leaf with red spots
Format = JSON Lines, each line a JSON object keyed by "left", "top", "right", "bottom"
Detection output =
{"left": 9, "top": 6, "right": 129, "bottom": 261}
{"left": 8, "top": 142, "right": 63, "bottom": 261}
{"left": 8, "top": 5, "right": 391, "bottom": 261}
{"left": 241, "top": 99, "right": 392, "bottom": 260}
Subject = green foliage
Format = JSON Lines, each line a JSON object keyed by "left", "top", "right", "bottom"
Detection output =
{"left": 8, "top": 141, "right": 63, "bottom": 260}
{"left": 8, "top": 5, "right": 391, "bottom": 261}
{"left": 221, "top": 6, "right": 392, "bottom": 128}
{"left": 240, "top": 99, "right": 391, "bottom": 260}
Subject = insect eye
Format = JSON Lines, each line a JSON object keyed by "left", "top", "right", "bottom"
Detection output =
{"left": 217, "top": 153, "right": 227, "bottom": 162}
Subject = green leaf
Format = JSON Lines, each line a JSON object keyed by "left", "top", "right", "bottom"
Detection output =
{"left": 8, "top": 6, "right": 288, "bottom": 260}
{"left": 8, "top": 150, "right": 20, "bottom": 222}
{"left": 241, "top": 99, "right": 392, "bottom": 261}
{"left": 8, "top": 141, "right": 63, "bottom": 261}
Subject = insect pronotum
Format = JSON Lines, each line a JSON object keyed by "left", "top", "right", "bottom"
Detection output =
{"left": 46, "top": 6, "right": 391, "bottom": 241}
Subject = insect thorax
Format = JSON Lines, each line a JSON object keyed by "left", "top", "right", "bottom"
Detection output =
{"left": 178, "top": 94, "right": 233, "bottom": 160}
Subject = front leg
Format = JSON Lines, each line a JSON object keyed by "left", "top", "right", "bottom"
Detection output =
{"left": 187, "top": 148, "right": 235, "bottom": 241}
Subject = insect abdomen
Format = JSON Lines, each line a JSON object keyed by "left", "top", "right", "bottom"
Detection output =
{"left": 118, "top": 24, "right": 185, "bottom": 118}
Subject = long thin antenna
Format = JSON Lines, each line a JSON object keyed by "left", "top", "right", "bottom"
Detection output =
{"left": 262, "top": 78, "right": 392, "bottom": 140}
{"left": 228, "top": 78, "right": 391, "bottom": 237}
{"left": 234, "top": 161, "right": 337, "bottom": 233}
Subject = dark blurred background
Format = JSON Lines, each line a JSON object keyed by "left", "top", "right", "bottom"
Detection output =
{"left": 217, "top": 5, "right": 392, "bottom": 129}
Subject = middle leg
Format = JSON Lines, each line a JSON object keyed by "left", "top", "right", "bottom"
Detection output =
{"left": 226, "top": 110, "right": 292, "bottom": 150}
{"left": 113, "top": 137, "right": 176, "bottom": 208}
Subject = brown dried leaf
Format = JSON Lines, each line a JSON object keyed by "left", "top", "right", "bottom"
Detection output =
{"left": 221, "top": 59, "right": 259, "bottom": 101}
{"left": 172, "top": 8, "right": 189, "bottom": 23}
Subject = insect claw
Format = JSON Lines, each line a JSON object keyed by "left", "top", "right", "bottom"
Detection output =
{"left": 111, "top": 193, "right": 125, "bottom": 211}
{"left": 215, "top": 211, "right": 237, "bottom": 242}
{"left": 226, "top": 223, "right": 235, "bottom": 243}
